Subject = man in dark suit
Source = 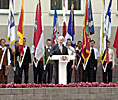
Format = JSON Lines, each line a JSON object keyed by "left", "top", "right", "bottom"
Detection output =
{"left": 51, "top": 36, "right": 68, "bottom": 84}
{"left": 66, "top": 39, "right": 75, "bottom": 84}
{"left": 15, "top": 38, "right": 32, "bottom": 83}
{"left": 83, "top": 40, "right": 98, "bottom": 82}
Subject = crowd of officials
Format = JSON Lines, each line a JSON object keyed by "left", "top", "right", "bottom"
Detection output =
{"left": 0, "top": 36, "right": 115, "bottom": 84}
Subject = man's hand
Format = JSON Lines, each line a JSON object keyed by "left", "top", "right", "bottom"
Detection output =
{"left": 94, "top": 67, "right": 96, "bottom": 71}
{"left": 112, "top": 66, "right": 114, "bottom": 70}
{"left": 7, "top": 65, "right": 10, "bottom": 69}
{"left": 72, "top": 64, "right": 75, "bottom": 69}
{"left": 29, "top": 63, "right": 32, "bottom": 67}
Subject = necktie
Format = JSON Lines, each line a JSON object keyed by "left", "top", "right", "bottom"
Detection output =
{"left": 91, "top": 48, "right": 95, "bottom": 60}
{"left": 60, "top": 45, "right": 62, "bottom": 53}
{"left": 106, "top": 49, "right": 109, "bottom": 64}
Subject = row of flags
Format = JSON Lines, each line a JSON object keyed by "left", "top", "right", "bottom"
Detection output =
{"left": 8, "top": 0, "right": 118, "bottom": 68}
{"left": 8, "top": 0, "right": 45, "bottom": 64}
{"left": 51, "top": 1, "right": 75, "bottom": 46}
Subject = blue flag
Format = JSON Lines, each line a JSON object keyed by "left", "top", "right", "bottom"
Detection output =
{"left": 8, "top": 0, "right": 16, "bottom": 52}
{"left": 88, "top": 0, "right": 94, "bottom": 35}
{"left": 105, "top": 0, "right": 112, "bottom": 39}
{"left": 65, "top": 6, "right": 75, "bottom": 45}
{"left": 51, "top": 3, "right": 59, "bottom": 45}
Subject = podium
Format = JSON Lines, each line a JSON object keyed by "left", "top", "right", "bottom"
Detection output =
{"left": 51, "top": 55, "right": 75, "bottom": 84}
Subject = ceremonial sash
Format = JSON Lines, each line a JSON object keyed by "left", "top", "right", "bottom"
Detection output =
{"left": 75, "top": 57, "right": 81, "bottom": 70}
{"left": 19, "top": 46, "right": 27, "bottom": 68}
{"left": 33, "top": 58, "right": 39, "bottom": 68}
{"left": 0, "top": 47, "right": 7, "bottom": 70}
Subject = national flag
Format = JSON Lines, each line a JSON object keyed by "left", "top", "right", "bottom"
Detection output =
{"left": 88, "top": 0, "right": 94, "bottom": 35}
{"left": 105, "top": 0, "right": 112, "bottom": 39}
{"left": 99, "top": 0, "right": 106, "bottom": 64}
{"left": 8, "top": 0, "right": 16, "bottom": 52}
{"left": 63, "top": 0, "right": 66, "bottom": 37}
{"left": 81, "top": 0, "right": 91, "bottom": 70}
{"left": 51, "top": 2, "right": 59, "bottom": 45}
{"left": 17, "top": 0, "right": 24, "bottom": 56}
{"left": 64, "top": 3, "right": 75, "bottom": 45}
{"left": 32, "top": 1, "right": 45, "bottom": 61}
{"left": 113, "top": 27, "right": 118, "bottom": 57}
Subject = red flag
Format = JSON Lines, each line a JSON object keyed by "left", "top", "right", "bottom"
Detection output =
{"left": 17, "top": 0, "right": 24, "bottom": 56}
{"left": 32, "top": 1, "right": 44, "bottom": 60}
{"left": 113, "top": 27, "right": 118, "bottom": 57}
{"left": 63, "top": 0, "right": 66, "bottom": 37}
{"left": 116, "top": 49, "right": 118, "bottom": 58}
{"left": 33, "top": 4, "right": 38, "bottom": 52}
{"left": 81, "top": 0, "right": 90, "bottom": 68}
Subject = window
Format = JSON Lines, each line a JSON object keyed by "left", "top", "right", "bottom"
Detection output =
{"left": 51, "top": 0, "right": 62, "bottom": 10}
{"left": 0, "top": 0, "right": 9, "bottom": 9}
{"left": 68, "top": 0, "right": 81, "bottom": 10}
{"left": 50, "top": 0, "right": 84, "bottom": 15}
{"left": 117, "top": 0, "right": 118, "bottom": 11}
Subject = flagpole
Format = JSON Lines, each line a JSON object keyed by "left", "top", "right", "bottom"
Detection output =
{"left": 72, "top": 2, "right": 74, "bottom": 38}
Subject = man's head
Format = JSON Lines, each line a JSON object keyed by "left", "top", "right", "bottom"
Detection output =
{"left": 46, "top": 39, "right": 51, "bottom": 47}
{"left": 15, "top": 40, "right": 19, "bottom": 47}
{"left": 58, "top": 36, "right": 64, "bottom": 45}
{"left": 90, "top": 40, "right": 95, "bottom": 48}
{"left": 106, "top": 40, "right": 110, "bottom": 49}
{"left": 66, "top": 38, "right": 72, "bottom": 46}
{"left": 0, "top": 39, "right": 6, "bottom": 47}
{"left": 23, "top": 38, "right": 26, "bottom": 46}
{"left": 77, "top": 41, "right": 82, "bottom": 49}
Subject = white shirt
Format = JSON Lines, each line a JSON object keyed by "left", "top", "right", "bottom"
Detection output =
{"left": 90, "top": 47, "right": 99, "bottom": 59}
{"left": 46, "top": 45, "right": 51, "bottom": 52}
{"left": 76, "top": 47, "right": 82, "bottom": 53}
{"left": 67, "top": 46, "right": 76, "bottom": 56}
{"left": 106, "top": 48, "right": 115, "bottom": 67}
{"left": 0, "top": 46, "right": 11, "bottom": 65}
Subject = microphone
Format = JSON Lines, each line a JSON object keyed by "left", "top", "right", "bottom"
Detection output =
{"left": 50, "top": 44, "right": 60, "bottom": 57}
{"left": 65, "top": 46, "right": 81, "bottom": 58}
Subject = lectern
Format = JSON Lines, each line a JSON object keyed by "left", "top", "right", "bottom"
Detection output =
{"left": 51, "top": 55, "right": 75, "bottom": 84}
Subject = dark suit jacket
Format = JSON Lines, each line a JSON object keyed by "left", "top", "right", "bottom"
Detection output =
{"left": 51, "top": 44, "right": 68, "bottom": 68}
{"left": 15, "top": 46, "right": 31, "bottom": 67}
{"left": 51, "top": 44, "right": 68, "bottom": 55}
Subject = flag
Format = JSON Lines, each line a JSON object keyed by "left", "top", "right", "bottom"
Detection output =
{"left": 88, "top": 0, "right": 94, "bottom": 35}
{"left": 113, "top": 27, "right": 118, "bottom": 57}
{"left": 64, "top": 3, "right": 75, "bottom": 45}
{"left": 99, "top": 0, "right": 106, "bottom": 64}
{"left": 32, "top": 1, "right": 45, "bottom": 61}
{"left": 51, "top": 2, "right": 59, "bottom": 45}
{"left": 17, "top": 0, "right": 24, "bottom": 56}
{"left": 105, "top": 0, "right": 112, "bottom": 39}
{"left": 63, "top": 0, "right": 66, "bottom": 37}
{"left": 81, "top": 0, "right": 90, "bottom": 69}
{"left": 8, "top": 0, "right": 16, "bottom": 52}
